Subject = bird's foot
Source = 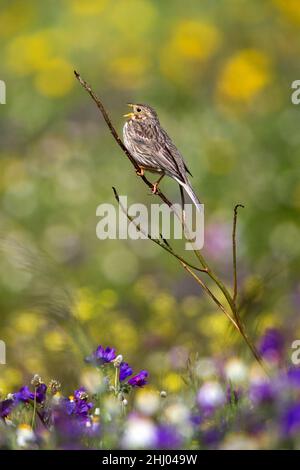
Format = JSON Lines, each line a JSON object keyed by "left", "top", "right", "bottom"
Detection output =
{"left": 151, "top": 175, "right": 164, "bottom": 195}
{"left": 151, "top": 182, "right": 159, "bottom": 194}
{"left": 136, "top": 167, "right": 144, "bottom": 177}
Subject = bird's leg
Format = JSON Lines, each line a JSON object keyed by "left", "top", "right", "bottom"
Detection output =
{"left": 136, "top": 167, "right": 144, "bottom": 177}
{"left": 179, "top": 184, "right": 186, "bottom": 225}
{"left": 151, "top": 174, "right": 165, "bottom": 194}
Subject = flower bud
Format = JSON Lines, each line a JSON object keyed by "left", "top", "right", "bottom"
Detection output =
{"left": 49, "top": 379, "right": 61, "bottom": 395}
{"left": 31, "top": 374, "right": 42, "bottom": 387}
{"left": 113, "top": 355, "right": 123, "bottom": 368}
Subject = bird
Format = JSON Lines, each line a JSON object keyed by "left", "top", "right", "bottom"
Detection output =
{"left": 123, "top": 103, "right": 202, "bottom": 212}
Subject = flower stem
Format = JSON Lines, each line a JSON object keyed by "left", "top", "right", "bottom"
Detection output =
{"left": 31, "top": 387, "right": 37, "bottom": 429}
{"left": 114, "top": 367, "right": 119, "bottom": 396}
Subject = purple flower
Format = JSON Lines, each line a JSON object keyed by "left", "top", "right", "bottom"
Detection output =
{"left": 52, "top": 404, "right": 92, "bottom": 447}
{"left": 258, "top": 328, "right": 284, "bottom": 363}
{"left": 13, "top": 386, "right": 34, "bottom": 403}
{"left": 95, "top": 345, "right": 116, "bottom": 363}
{"left": 249, "top": 380, "right": 275, "bottom": 404}
{"left": 73, "top": 387, "right": 87, "bottom": 401}
{"left": 65, "top": 387, "right": 93, "bottom": 420}
{"left": 205, "top": 222, "right": 231, "bottom": 260}
{"left": 202, "top": 427, "right": 224, "bottom": 446}
{"left": 190, "top": 414, "right": 202, "bottom": 426}
{"left": 128, "top": 370, "right": 148, "bottom": 387}
{"left": 35, "top": 383, "right": 47, "bottom": 403}
{"left": 120, "top": 362, "right": 133, "bottom": 382}
{"left": 155, "top": 425, "right": 182, "bottom": 449}
{"left": 13, "top": 384, "right": 47, "bottom": 405}
{"left": 281, "top": 403, "right": 300, "bottom": 436}
{"left": 0, "top": 399, "right": 14, "bottom": 419}
{"left": 86, "top": 345, "right": 116, "bottom": 366}
{"left": 287, "top": 367, "right": 300, "bottom": 388}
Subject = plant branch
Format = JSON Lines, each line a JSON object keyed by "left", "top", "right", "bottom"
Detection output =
{"left": 180, "top": 263, "right": 240, "bottom": 330}
{"left": 232, "top": 204, "right": 244, "bottom": 305}
{"left": 74, "top": 71, "right": 175, "bottom": 210}
{"left": 113, "top": 187, "right": 238, "bottom": 330}
{"left": 75, "top": 71, "right": 267, "bottom": 373}
{"left": 112, "top": 187, "right": 208, "bottom": 274}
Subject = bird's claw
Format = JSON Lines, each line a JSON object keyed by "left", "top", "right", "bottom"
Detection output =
{"left": 151, "top": 183, "right": 159, "bottom": 194}
{"left": 136, "top": 168, "right": 144, "bottom": 177}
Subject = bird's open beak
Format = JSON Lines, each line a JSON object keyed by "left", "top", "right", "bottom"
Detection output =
{"left": 123, "top": 104, "right": 134, "bottom": 118}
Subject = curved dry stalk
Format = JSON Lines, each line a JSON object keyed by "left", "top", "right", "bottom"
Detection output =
{"left": 113, "top": 186, "right": 239, "bottom": 330}
{"left": 75, "top": 70, "right": 267, "bottom": 373}
{"left": 112, "top": 187, "right": 208, "bottom": 274}
{"left": 180, "top": 263, "right": 240, "bottom": 330}
{"left": 232, "top": 204, "right": 245, "bottom": 305}
{"left": 74, "top": 71, "right": 174, "bottom": 210}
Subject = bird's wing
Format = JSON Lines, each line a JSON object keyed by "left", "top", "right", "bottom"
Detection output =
{"left": 160, "top": 128, "right": 193, "bottom": 179}
{"left": 130, "top": 122, "right": 191, "bottom": 183}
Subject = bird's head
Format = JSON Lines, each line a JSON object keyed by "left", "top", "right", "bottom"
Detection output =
{"left": 123, "top": 103, "right": 159, "bottom": 123}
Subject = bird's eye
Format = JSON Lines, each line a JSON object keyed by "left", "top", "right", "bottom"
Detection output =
{"left": 136, "top": 107, "right": 141, "bottom": 112}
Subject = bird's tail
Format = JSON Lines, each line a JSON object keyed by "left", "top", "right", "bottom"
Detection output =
{"left": 176, "top": 179, "right": 202, "bottom": 213}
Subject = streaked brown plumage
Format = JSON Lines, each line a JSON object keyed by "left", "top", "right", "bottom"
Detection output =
{"left": 123, "top": 103, "right": 201, "bottom": 211}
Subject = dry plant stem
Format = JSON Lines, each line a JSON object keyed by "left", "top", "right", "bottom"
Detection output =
{"left": 114, "top": 186, "right": 239, "bottom": 330}
{"left": 233, "top": 204, "right": 245, "bottom": 305}
{"left": 113, "top": 187, "right": 208, "bottom": 274}
{"left": 75, "top": 71, "right": 266, "bottom": 372}
{"left": 180, "top": 263, "right": 240, "bottom": 330}
{"left": 74, "top": 71, "right": 174, "bottom": 210}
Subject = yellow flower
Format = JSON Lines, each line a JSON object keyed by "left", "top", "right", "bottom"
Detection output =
{"left": 217, "top": 49, "right": 271, "bottom": 104}
{"left": 109, "top": 0, "right": 157, "bottom": 36}
{"left": 173, "top": 20, "right": 221, "bottom": 61}
{"left": 43, "top": 330, "right": 66, "bottom": 351}
{"left": 273, "top": 0, "right": 300, "bottom": 24}
{"left": 110, "top": 318, "right": 138, "bottom": 351}
{"left": 35, "top": 58, "right": 74, "bottom": 97}
{"left": 0, "top": 1, "right": 33, "bottom": 38}
{"left": 14, "top": 311, "right": 45, "bottom": 335}
{"left": 99, "top": 289, "right": 118, "bottom": 309}
{"left": 6, "top": 32, "right": 52, "bottom": 75}
{"left": 197, "top": 312, "right": 229, "bottom": 338}
{"left": 109, "top": 56, "right": 149, "bottom": 89}
{"left": 135, "top": 388, "right": 160, "bottom": 416}
{"left": 161, "top": 20, "right": 220, "bottom": 85}
{"left": 0, "top": 368, "right": 22, "bottom": 393}
{"left": 74, "top": 288, "right": 96, "bottom": 322}
{"left": 152, "top": 293, "right": 176, "bottom": 317}
{"left": 163, "top": 372, "right": 182, "bottom": 393}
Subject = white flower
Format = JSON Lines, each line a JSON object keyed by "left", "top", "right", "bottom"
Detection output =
{"left": 197, "top": 382, "right": 225, "bottom": 409}
{"left": 122, "top": 415, "right": 156, "bottom": 449}
{"left": 16, "top": 424, "right": 35, "bottom": 448}
{"left": 164, "top": 402, "right": 190, "bottom": 425}
{"left": 195, "top": 358, "right": 218, "bottom": 379}
{"left": 225, "top": 358, "right": 248, "bottom": 383}
{"left": 136, "top": 390, "right": 160, "bottom": 416}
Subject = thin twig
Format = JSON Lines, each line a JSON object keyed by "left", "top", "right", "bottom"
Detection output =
{"left": 75, "top": 71, "right": 204, "bottom": 255}
{"left": 113, "top": 187, "right": 208, "bottom": 274}
{"left": 181, "top": 263, "right": 240, "bottom": 330}
{"left": 113, "top": 187, "right": 238, "bottom": 330}
{"left": 74, "top": 71, "right": 174, "bottom": 209}
{"left": 232, "top": 204, "right": 244, "bottom": 305}
{"left": 75, "top": 71, "right": 266, "bottom": 372}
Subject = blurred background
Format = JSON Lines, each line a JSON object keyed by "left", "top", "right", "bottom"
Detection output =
{"left": 0, "top": 0, "right": 300, "bottom": 394}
